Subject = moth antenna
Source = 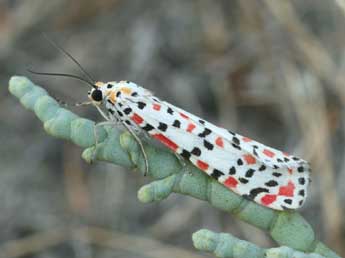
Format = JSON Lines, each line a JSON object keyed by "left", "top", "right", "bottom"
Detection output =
{"left": 27, "top": 69, "right": 96, "bottom": 88}
{"left": 42, "top": 33, "right": 95, "bottom": 83}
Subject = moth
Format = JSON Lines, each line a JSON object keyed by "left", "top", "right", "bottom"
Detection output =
{"left": 30, "top": 37, "right": 311, "bottom": 211}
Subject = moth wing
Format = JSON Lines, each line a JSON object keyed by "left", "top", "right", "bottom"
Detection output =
{"left": 162, "top": 101, "right": 310, "bottom": 170}
{"left": 126, "top": 96, "right": 309, "bottom": 210}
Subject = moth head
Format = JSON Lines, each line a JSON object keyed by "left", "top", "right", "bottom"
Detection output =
{"left": 88, "top": 81, "right": 105, "bottom": 104}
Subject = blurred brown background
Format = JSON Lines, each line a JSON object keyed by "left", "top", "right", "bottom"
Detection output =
{"left": 1, "top": 0, "right": 345, "bottom": 257}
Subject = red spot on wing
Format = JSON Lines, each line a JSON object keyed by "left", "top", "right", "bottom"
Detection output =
{"left": 215, "top": 137, "right": 224, "bottom": 148}
{"left": 278, "top": 181, "right": 295, "bottom": 197}
{"left": 287, "top": 168, "right": 293, "bottom": 174}
{"left": 131, "top": 113, "right": 144, "bottom": 125}
{"left": 283, "top": 152, "right": 290, "bottom": 157}
{"left": 243, "top": 154, "right": 256, "bottom": 165}
{"left": 261, "top": 194, "right": 277, "bottom": 206}
{"left": 153, "top": 134, "right": 178, "bottom": 151}
{"left": 153, "top": 103, "right": 161, "bottom": 111}
{"left": 242, "top": 137, "right": 252, "bottom": 142}
{"left": 179, "top": 112, "right": 189, "bottom": 119}
{"left": 196, "top": 160, "right": 209, "bottom": 170}
{"left": 263, "top": 149, "right": 275, "bottom": 158}
{"left": 187, "top": 123, "right": 196, "bottom": 132}
{"left": 224, "top": 177, "right": 238, "bottom": 188}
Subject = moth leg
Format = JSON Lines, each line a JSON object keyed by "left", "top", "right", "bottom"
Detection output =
{"left": 90, "top": 105, "right": 116, "bottom": 163}
{"left": 175, "top": 153, "right": 193, "bottom": 176}
{"left": 121, "top": 120, "right": 149, "bottom": 177}
{"left": 91, "top": 120, "right": 116, "bottom": 163}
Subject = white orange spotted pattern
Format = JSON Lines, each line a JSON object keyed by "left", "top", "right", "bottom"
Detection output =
{"left": 88, "top": 81, "right": 311, "bottom": 210}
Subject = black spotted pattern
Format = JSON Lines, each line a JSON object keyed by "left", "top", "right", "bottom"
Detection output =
{"left": 117, "top": 110, "right": 123, "bottom": 117}
{"left": 298, "top": 166, "right": 304, "bottom": 172}
{"left": 248, "top": 187, "right": 269, "bottom": 199}
{"left": 137, "top": 102, "right": 146, "bottom": 109}
{"left": 198, "top": 128, "right": 211, "bottom": 138}
{"left": 258, "top": 165, "right": 266, "bottom": 171}
{"left": 180, "top": 149, "right": 191, "bottom": 159}
{"left": 298, "top": 177, "right": 306, "bottom": 185}
{"left": 229, "top": 166, "right": 236, "bottom": 175}
{"left": 232, "top": 137, "right": 240, "bottom": 145}
{"left": 299, "top": 190, "right": 305, "bottom": 196}
{"left": 284, "top": 199, "right": 292, "bottom": 205}
{"left": 191, "top": 147, "right": 201, "bottom": 156}
{"left": 123, "top": 107, "right": 132, "bottom": 115}
{"left": 167, "top": 107, "right": 174, "bottom": 114}
{"left": 211, "top": 169, "right": 225, "bottom": 180}
{"left": 245, "top": 169, "right": 255, "bottom": 178}
{"left": 142, "top": 123, "right": 154, "bottom": 132}
{"left": 239, "top": 177, "right": 249, "bottom": 184}
{"left": 232, "top": 143, "right": 241, "bottom": 150}
{"left": 203, "top": 140, "right": 214, "bottom": 150}
{"left": 172, "top": 120, "right": 181, "bottom": 128}
{"left": 158, "top": 122, "right": 168, "bottom": 132}
{"left": 265, "top": 180, "right": 278, "bottom": 187}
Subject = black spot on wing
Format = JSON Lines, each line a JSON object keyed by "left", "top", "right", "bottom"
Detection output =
{"left": 123, "top": 107, "right": 132, "bottom": 115}
{"left": 258, "top": 165, "right": 266, "bottom": 171}
{"left": 117, "top": 110, "right": 123, "bottom": 117}
{"left": 239, "top": 177, "right": 249, "bottom": 184}
{"left": 211, "top": 169, "right": 224, "bottom": 180}
{"left": 284, "top": 199, "right": 292, "bottom": 205}
{"left": 229, "top": 166, "right": 236, "bottom": 175}
{"left": 203, "top": 140, "right": 214, "bottom": 150}
{"left": 298, "top": 166, "right": 304, "bottom": 173}
{"left": 248, "top": 187, "right": 269, "bottom": 199}
{"left": 142, "top": 123, "right": 154, "bottom": 132}
{"left": 298, "top": 190, "right": 305, "bottom": 197}
{"left": 232, "top": 143, "right": 241, "bottom": 150}
{"left": 167, "top": 107, "right": 174, "bottom": 114}
{"left": 245, "top": 169, "right": 255, "bottom": 178}
{"left": 180, "top": 149, "right": 191, "bottom": 159}
{"left": 298, "top": 177, "right": 306, "bottom": 185}
{"left": 237, "top": 159, "right": 243, "bottom": 166}
{"left": 172, "top": 120, "right": 181, "bottom": 128}
{"left": 265, "top": 180, "right": 278, "bottom": 187}
{"left": 191, "top": 147, "right": 201, "bottom": 156}
{"left": 158, "top": 122, "right": 168, "bottom": 132}
{"left": 137, "top": 102, "right": 146, "bottom": 109}
{"left": 198, "top": 128, "right": 211, "bottom": 138}
{"left": 232, "top": 137, "right": 240, "bottom": 145}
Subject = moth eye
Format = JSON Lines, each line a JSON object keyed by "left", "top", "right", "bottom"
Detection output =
{"left": 88, "top": 91, "right": 91, "bottom": 95}
{"left": 91, "top": 89, "right": 103, "bottom": 101}
{"left": 107, "top": 84, "right": 113, "bottom": 89}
